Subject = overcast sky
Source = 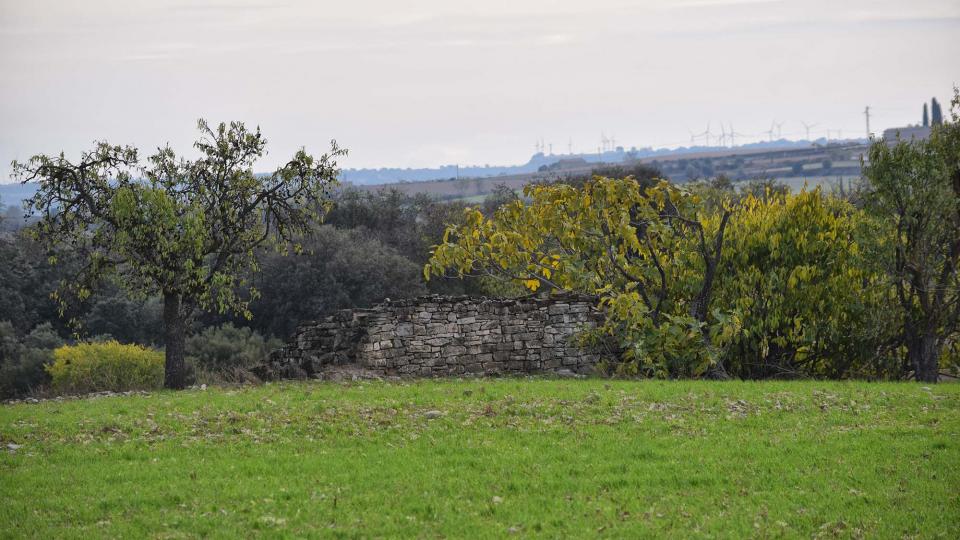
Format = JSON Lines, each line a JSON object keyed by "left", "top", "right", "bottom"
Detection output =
{"left": 1, "top": 0, "right": 958, "bottom": 181}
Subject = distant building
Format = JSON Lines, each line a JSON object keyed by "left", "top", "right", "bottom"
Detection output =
{"left": 883, "top": 125, "right": 931, "bottom": 142}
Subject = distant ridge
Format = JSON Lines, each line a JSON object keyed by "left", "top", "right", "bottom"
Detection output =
{"left": 0, "top": 138, "right": 866, "bottom": 208}
{"left": 339, "top": 138, "right": 865, "bottom": 185}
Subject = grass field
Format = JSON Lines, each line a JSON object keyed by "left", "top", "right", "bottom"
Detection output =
{"left": 2, "top": 379, "right": 958, "bottom": 538}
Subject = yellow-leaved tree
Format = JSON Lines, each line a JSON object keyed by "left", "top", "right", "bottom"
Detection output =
{"left": 714, "top": 188, "right": 899, "bottom": 379}
{"left": 425, "top": 177, "right": 735, "bottom": 378}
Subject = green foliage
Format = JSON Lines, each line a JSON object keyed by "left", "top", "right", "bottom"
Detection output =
{"left": 186, "top": 323, "right": 281, "bottom": 372}
{"left": 82, "top": 290, "right": 164, "bottom": 346}
{"left": 716, "top": 189, "right": 898, "bottom": 378}
{"left": 0, "top": 322, "right": 64, "bottom": 398}
{"left": 46, "top": 341, "right": 164, "bottom": 394}
{"left": 0, "top": 231, "right": 79, "bottom": 337}
{"left": 246, "top": 225, "right": 429, "bottom": 338}
{"left": 862, "top": 89, "right": 960, "bottom": 381}
{"left": 324, "top": 188, "right": 487, "bottom": 297}
{"left": 14, "top": 121, "right": 344, "bottom": 322}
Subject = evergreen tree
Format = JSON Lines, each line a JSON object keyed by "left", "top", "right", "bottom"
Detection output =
{"left": 923, "top": 103, "right": 929, "bottom": 127}
{"left": 931, "top": 98, "right": 943, "bottom": 126}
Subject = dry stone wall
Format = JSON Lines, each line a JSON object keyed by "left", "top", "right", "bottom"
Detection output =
{"left": 256, "top": 294, "right": 608, "bottom": 379}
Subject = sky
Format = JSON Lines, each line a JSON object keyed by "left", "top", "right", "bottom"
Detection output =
{"left": 1, "top": 0, "right": 958, "bottom": 181}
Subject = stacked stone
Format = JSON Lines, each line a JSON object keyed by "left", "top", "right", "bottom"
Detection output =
{"left": 255, "top": 309, "right": 374, "bottom": 379}
{"left": 256, "top": 294, "right": 607, "bottom": 380}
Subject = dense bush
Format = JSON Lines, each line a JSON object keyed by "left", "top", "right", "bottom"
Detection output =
{"left": 0, "top": 232, "right": 79, "bottom": 336}
{"left": 323, "top": 188, "right": 486, "bottom": 297}
{"left": 716, "top": 189, "right": 898, "bottom": 379}
{"left": 81, "top": 291, "right": 164, "bottom": 346}
{"left": 0, "top": 322, "right": 64, "bottom": 398}
{"left": 186, "top": 323, "right": 281, "bottom": 372}
{"left": 241, "top": 225, "right": 429, "bottom": 338}
{"left": 46, "top": 341, "right": 164, "bottom": 394}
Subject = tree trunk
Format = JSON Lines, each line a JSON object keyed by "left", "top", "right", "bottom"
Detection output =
{"left": 907, "top": 331, "right": 941, "bottom": 383}
{"left": 163, "top": 291, "right": 188, "bottom": 389}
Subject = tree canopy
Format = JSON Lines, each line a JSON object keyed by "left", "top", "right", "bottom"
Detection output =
{"left": 862, "top": 90, "right": 960, "bottom": 381}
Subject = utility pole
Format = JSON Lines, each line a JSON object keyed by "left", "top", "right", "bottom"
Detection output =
{"left": 863, "top": 106, "right": 871, "bottom": 139}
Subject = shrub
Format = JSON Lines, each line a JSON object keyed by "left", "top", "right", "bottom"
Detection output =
{"left": 186, "top": 323, "right": 280, "bottom": 372}
{"left": 0, "top": 322, "right": 64, "bottom": 398}
{"left": 249, "top": 225, "right": 428, "bottom": 337}
{"left": 715, "top": 189, "right": 898, "bottom": 379}
{"left": 47, "top": 341, "right": 163, "bottom": 394}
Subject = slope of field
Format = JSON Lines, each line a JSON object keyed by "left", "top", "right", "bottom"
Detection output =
{"left": 2, "top": 379, "right": 957, "bottom": 538}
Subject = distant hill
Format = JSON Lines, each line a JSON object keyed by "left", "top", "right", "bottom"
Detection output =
{"left": 0, "top": 138, "right": 867, "bottom": 209}
{"left": 339, "top": 138, "right": 866, "bottom": 185}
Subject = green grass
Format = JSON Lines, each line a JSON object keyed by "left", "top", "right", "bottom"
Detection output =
{"left": 2, "top": 379, "right": 958, "bottom": 538}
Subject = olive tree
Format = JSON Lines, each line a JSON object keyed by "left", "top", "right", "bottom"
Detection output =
{"left": 12, "top": 120, "right": 344, "bottom": 388}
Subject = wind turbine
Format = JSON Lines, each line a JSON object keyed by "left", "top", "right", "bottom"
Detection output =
{"left": 801, "top": 121, "right": 819, "bottom": 141}
{"left": 765, "top": 121, "right": 777, "bottom": 142}
{"left": 691, "top": 122, "right": 712, "bottom": 147}
{"left": 718, "top": 124, "right": 727, "bottom": 147}
{"left": 774, "top": 121, "right": 785, "bottom": 139}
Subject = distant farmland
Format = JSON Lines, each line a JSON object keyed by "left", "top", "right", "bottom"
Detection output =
{"left": 355, "top": 143, "right": 868, "bottom": 202}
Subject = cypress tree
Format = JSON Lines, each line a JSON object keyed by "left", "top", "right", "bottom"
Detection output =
{"left": 922, "top": 103, "right": 929, "bottom": 127}
{"left": 931, "top": 98, "right": 943, "bottom": 126}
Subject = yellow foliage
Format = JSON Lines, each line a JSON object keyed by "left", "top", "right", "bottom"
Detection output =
{"left": 47, "top": 341, "right": 165, "bottom": 394}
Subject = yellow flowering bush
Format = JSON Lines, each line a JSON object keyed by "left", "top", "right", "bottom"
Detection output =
{"left": 46, "top": 341, "right": 164, "bottom": 394}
